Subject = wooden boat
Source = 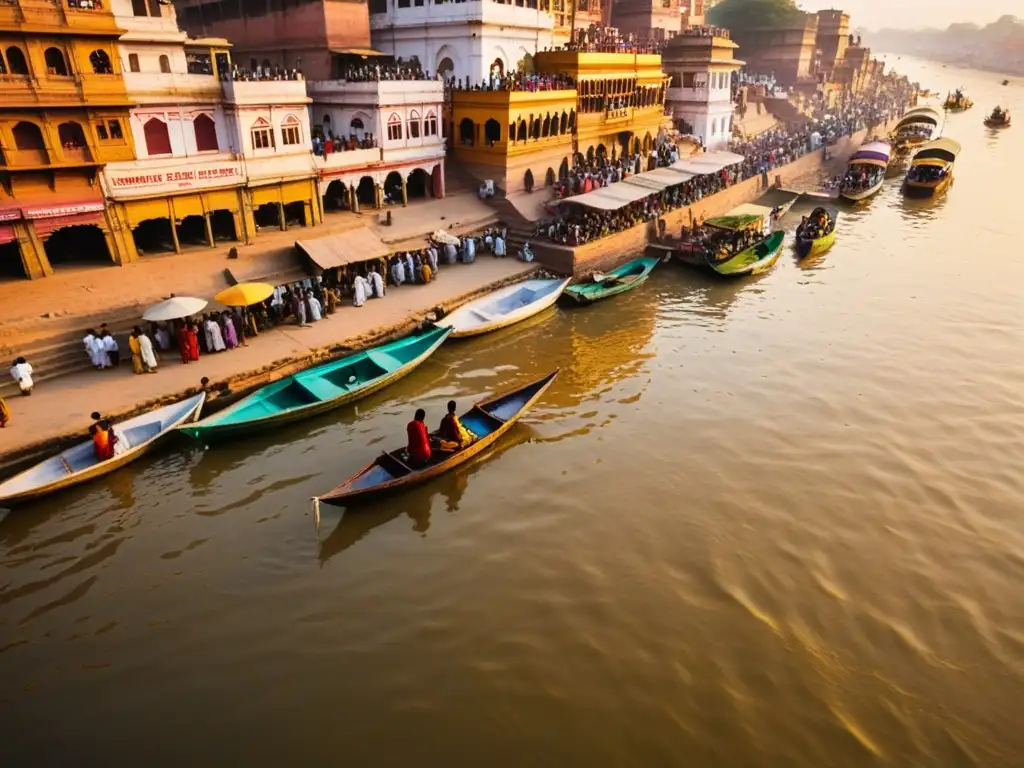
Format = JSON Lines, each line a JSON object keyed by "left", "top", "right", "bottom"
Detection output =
{"left": 839, "top": 140, "right": 891, "bottom": 202}
{"left": 315, "top": 370, "right": 559, "bottom": 506}
{"left": 435, "top": 278, "right": 570, "bottom": 338}
{"left": 943, "top": 90, "right": 973, "bottom": 111}
{"left": 179, "top": 327, "right": 451, "bottom": 442}
{"left": 564, "top": 257, "right": 658, "bottom": 304}
{"left": 903, "top": 138, "right": 961, "bottom": 198}
{"left": 891, "top": 106, "right": 944, "bottom": 154}
{"left": 711, "top": 230, "right": 785, "bottom": 277}
{"left": 795, "top": 205, "right": 839, "bottom": 258}
{"left": 984, "top": 107, "right": 1011, "bottom": 128}
{"left": 0, "top": 393, "right": 206, "bottom": 507}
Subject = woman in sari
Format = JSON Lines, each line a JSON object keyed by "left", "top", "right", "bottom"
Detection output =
{"left": 221, "top": 312, "right": 238, "bottom": 349}
{"left": 178, "top": 322, "right": 192, "bottom": 364}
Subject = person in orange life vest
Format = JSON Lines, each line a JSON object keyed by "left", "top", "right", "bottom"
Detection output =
{"left": 406, "top": 408, "right": 432, "bottom": 467}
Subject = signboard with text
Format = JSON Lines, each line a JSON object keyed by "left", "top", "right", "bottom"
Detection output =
{"left": 104, "top": 161, "right": 245, "bottom": 199}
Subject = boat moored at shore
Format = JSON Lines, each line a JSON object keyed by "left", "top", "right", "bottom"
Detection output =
{"left": 564, "top": 257, "right": 659, "bottom": 305}
{"left": 840, "top": 140, "right": 892, "bottom": 202}
{"left": 891, "top": 106, "right": 944, "bottom": 156}
{"left": 435, "top": 278, "right": 571, "bottom": 338}
{"left": 903, "top": 138, "right": 961, "bottom": 198}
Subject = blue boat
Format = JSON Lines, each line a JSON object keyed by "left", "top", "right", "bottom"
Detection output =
{"left": 179, "top": 326, "right": 452, "bottom": 442}
{"left": 564, "top": 257, "right": 659, "bottom": 304}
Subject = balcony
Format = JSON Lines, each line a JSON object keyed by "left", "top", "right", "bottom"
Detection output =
{"left": 308, "top": 78, "right": 444, "bottom": 107}
{"left": 221, "top": 78, "right": 310, "bottom": 107}
{"left": 315, "top": 147, "right": 383, "bottom": 174}
{"left": 2, "top": 0, "right": 123, "bottom": 35}
{"left": 122, "top": 71, "right": 221, "bottom": 102}
{"left": 371, "top": 0, "right": 554, "bottom": 31}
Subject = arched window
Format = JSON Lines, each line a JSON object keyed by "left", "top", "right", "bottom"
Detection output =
{"left": 281, "top": 114, "right": 301, "bottom": 146}
{"left": 193, "top": 113, "right": 218, "bottom": 152}
{"left": 568, "top": 110, "right": 576, "bottom": 130}
{"left": 128, "top": 53, "right": 140, "bottom": 73}
{"left": 387, "top": 113, "right": 402, "bottom": 141}
{"left": 458, "top": 118, "right": 474, "bottom": 146}
{"left": 516, "top": 121, "right": 527, "bottom": 143}
{"left": 44, "top": 47, "right": 69, "bottom": 76}
{"left": 89, "top": 49, "right": 113, "bottom": 74}
{"left": 350, "top": 117, "right": 364, "bottom": 134}
{"left": 6, "top": 46, "right": 28, "bottom": 75}
{"left": 437, "top": 56, "right": 455, "bottom": 79}
{"left": 407, "top": 109, "right": 421, "bottom": 139}
{"left": 143, "top": 116, "right": 172, "bottom": 155}
{"left": 560, "top": 111, "right": 568, "bottom": 134}
{"left": 159, "top": 54, "right": 171, "bottom": 74}
{"left": 250, "top": 117, "right": 274, "bottom": 149}
{"left": 0, "top": 53, "right": 5, "bottom": 75}
{"left": 13, "top": 121, "right": 45, "bottom": 150}
{"left": 490, "top": 58, "right": 504, "bottom": 76}
{"left": 57, "top": 121, "right": 87, "bottom": 149}
{"left": 531, "top": 119, "right": 540, "bottom": 140}
{"left": 424, "top": 111, "right": 437, "bottom": 137}
{"left": 541, "top": 114, "right": 551, "bottom": 137}
{"left": 484, "top": 118, "right": 500, "bottom": 145}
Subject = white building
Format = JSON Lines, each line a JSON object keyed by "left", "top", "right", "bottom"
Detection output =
{"left": 102, "top": 0, "right": 320, "bottom": 259}
{"left": 307, "top": 78, "right": 446, "bottom": 212}
{"left": 369, "top": 0, "right": 562, "bottom": 85}
{"left": 663, "top": 29, "right": 744, "bottom": 150}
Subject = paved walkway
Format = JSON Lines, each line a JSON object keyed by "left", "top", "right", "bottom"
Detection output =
{"left": 0, "top": 258, "right": 532, "bottom": 459}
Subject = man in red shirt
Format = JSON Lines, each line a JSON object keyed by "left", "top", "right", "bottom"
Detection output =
{"left": 406, "top": 408, "right": 432, "bottom": 467}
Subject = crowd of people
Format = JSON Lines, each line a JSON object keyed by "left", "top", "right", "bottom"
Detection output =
{"left": 445, "top": 71, "right": 575, "bottom": 93}
{"left": 311, "top": 132, "right": 377, "bottom": 157}
{"left": 552, "top": 143, "right": 681, "bottom": 200}
{"left": 337, "top": 58, "right": 428, "bottom": 83}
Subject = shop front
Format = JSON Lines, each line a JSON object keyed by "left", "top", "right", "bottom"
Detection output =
{"left": 248, "top": 176, "right": 321, "bottom": 234}
{"left": 102, "top": 160, "right": 250, "bottom": 260}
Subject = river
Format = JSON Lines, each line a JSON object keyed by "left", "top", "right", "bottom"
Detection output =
{"left": 3, "top": 57, "right": 1023, "bottom": 766}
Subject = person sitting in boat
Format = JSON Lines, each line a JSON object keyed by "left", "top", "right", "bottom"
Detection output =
{"left": 437, "top": 400, "right": 476, "bottom": 451}
{"left": 406, "top": 408, "right": 432, "bottom": 468}
{"left": 91, "top": 423, "right": 113, "bottom": 461}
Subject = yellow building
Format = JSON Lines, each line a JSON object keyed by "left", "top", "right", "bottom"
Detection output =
{"left": 449, "top": 50, "right": 671, "bottom": 194}
{"left": 0, "top": 0, "right": 134, "bottom": 279}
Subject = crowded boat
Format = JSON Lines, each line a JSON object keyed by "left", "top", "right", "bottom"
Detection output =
{"left": 795, "top": 206, "right": 839, "bottom": 259}
{"left": 891, "top": 106, "right": 944, "bottom": 156}
{"left": 903, "top": 138, "right": 961, "bottom": 199}
{"left": 839, "top": 140, "right": 892, "bottom": 202}
{"left": 943, "top": 89, "right": 974, "bottom": 111}
{"left": 984, "top": 106, "right": 1012, "bottom": 128}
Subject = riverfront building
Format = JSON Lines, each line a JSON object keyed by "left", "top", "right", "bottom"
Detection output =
{"left": 663, "top": 27, "right": 743, "bottom": 149}
{"left": 449, "top": 48, "right": 671, "bottom": 194}
{"left": 0, "top": 0, "right": 135, "bottom": 279}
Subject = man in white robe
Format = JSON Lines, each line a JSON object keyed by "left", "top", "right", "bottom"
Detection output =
{"left": 369, "top": 269, "right": 385, "bottom": 298}
{"left": 206, "top": 317, "right": 226, "bottom": 351}
{"left": 138, "top": 333, "right": 158, "bottom": 371}
{"left": 352, "top": 274, "right": 369, "bottom": 306}
{"left": 391, "top": 257, "right": 405, "bottom": 286}
{"left": 427, "top": 246, "right": 438, "bottom": 273}
{"left": 494, "top": 235, "right": 506, "bottom": 257}
{"left": 90, "top": 333, "right": 111, "bottom": 369}
{"left": 84, "top": 330, "right": 100, "bottom": 368}
{"left": 102, "top": 331, "right": 120, "bottom": 368}
{"left": 308, "top": 294, "right": 323, "bottom": 321}
{"left": 404, "top": 252, "right": 415, "bottom": 282}
{"left": 444, "top": 243, "right": 457, "bottom": 264}
{"left": 9, "top": 357, "right": 33, "bottom": 395}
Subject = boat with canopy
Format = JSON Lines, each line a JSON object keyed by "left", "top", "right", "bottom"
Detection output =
{"left": 0, "top": 393, "right": 206, "bottom": 506}
{"left": 314, "top": 370, "right": 559, "bottom": 507}
{"left": 903, "top": 138, "right": 961, "bottom": 198}
{"left": 891, "top": 106, "right": 944, "bottom": 156}
{"left": 435, "top": 278, "right": 570, "bottom": 338}
{"left": 795, "top": 206, "right": 839, "bottom": 258}
{"left": 179, "top": 327, "right": 452, "bottom": 442}
{"left": 839, "top": 140, "right": 892, "bottom": 202}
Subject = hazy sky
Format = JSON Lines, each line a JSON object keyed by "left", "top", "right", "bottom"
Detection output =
{"left": 797, "top": 0, "right": 1019, "bottom": 30}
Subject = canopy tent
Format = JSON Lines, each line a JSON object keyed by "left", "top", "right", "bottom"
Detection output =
{"left": 625, "top": 167, "right": 696, "bottom": 189}
{"left": 913, "top": 137, "right": 962, "bottom": 164}
{"left": 560, "top": 181, "right": 658, "bottom": 211}
{"left": 705, "top": 214, "right": 762, "bottom": 231}
{"left": 295, "top": 228, "right": 390, "bottom": 271}
{"left": 850, "top": 141, "right": 892, "bottom": 167}
{"left": 901, "top": 106, "right": 942, "bottom": 119}
{"left": 896, "top": 113, "right": 939, "bottom": 127}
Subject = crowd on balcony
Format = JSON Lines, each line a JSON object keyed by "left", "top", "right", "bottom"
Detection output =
{"left": 445, "top": 71, "right": 575, "bottom": 93}
{"left": 337, "top": 57, "right": 428, "bottom": 82}
{"left": 552, "top": 142, "right": 680, "bottom": 200}
{"left": 224, "top": 64, "right": 304, "bottom": 82}
{"left": 555, "top": 26, "right": 661, "bottom": 54}
{"left": 311, "top": 131, "right": 378, "bottom": 158}
{"left": 66, "top": 0, "right": 104, "bottom": 9}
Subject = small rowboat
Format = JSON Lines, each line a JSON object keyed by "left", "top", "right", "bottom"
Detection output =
{"left": 315, "top": 370, "right": 559, "bottom": 506}
{"left": 0, "top": 393, "right": 206, "bottom": 507}
{"left": 795, "top": 205, "right": 839, "bottom": 259}
{"left": 711, "top": 230, "right": 785, "bottom": 277}
{"left": 435, "top": 278, "right": 570, "bottom": 338}
{"left": 564, "top": 257, "right": 658, "bottom": 304}
{"left": 179, "top": 327, "right": 451, "bottom": 443}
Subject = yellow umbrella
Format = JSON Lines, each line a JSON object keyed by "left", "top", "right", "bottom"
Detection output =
{"left": 214, "top": 282, "right": 275, "bottom": 307}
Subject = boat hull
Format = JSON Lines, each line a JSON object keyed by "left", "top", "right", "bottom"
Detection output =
{"left": 712, "top": 231, "right": 785, "bottom": 277}
{"left": 564, "top": 257, "right": 658, "bottom": 304}
{"left": 317, "top": 371, "right": 559, "bottom": 505}
{"left": 0, "top": 394, "right": 206, "bottom": 506}
{"left": 178, "top": 328, "right": 451, "bottom": 442}
{"left": 840, "top": 179, "right": 885, "bottom": 202}
{"left": 796, "top": 228, "right": 836, "bottom": 258}
{"left": 437, "top": 278, "right": 571, "bottom": 338}
{"left": 903, "top": 174, "right": 953, "bottom": 198}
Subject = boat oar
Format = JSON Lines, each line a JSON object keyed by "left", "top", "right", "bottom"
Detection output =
{"left": 312, "top": 496, "right": 321, "bottom": 540}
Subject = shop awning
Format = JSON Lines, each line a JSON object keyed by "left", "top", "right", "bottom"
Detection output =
{"left": 623, "top": 167, "right": 696, "bottom": 190}
{"left": 671, "top": 150, "right": 745, "bottom": 175}
{"left": 564, "top": 182, "right": 655, "bottom": 211}
{"left": 296, "top": 227, "right": 390, "bottom": 271}
{"left": 330, "top": 47, "right": 388, "bottom": 58}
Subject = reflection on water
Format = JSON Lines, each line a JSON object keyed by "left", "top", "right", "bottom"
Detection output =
{"left": 2, "top": 55, "right": 1024, "bottom": 766}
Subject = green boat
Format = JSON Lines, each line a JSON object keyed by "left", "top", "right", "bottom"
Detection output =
{"left": 711, "top": 230, "right": 786, "bottom": 277}
{"left": 564, "top": 256, "right": 659, "bottom": 304}
{"left": 179, "top": 326, "right": 452, "bottom": 443}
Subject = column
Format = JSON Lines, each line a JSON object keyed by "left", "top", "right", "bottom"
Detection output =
{"left": 400, "top": 176, "right": 408, "bottom": 206}
{"left": 16, "top": 222, "right": 53, "bottom": 279}
{"left": 350, "top": 187, "right": 359, "bottom": 214}
{"left": 203, "top": 212, "right": 215, "bottom": 247}
{"left": 303, "top": 200, "right": 315, "bottom": 228}
{"left": 168, "top": 199, "right": 181, "bottom": 253}
{"left": 277, "top": 202, "right": 286, "bottom": 231}
{"left": 374, "top": 184, "right": 383, "bottom": 209}
{"left": 102, "top": 229, "right": 120, "bottom": 266}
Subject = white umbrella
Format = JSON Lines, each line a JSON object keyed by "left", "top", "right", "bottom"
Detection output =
{"left": 431, "top": 229, "right": 461, "bottom": 247}
{"left": 142, "top": 296, "right": 208, "bottom": 322}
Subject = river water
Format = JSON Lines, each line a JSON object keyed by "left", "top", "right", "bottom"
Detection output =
{"left": 3, "top": 57, "right": 1023, "bottom": 766}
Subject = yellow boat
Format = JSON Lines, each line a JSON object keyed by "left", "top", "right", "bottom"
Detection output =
{"left": 795, "top": 206, "right": 839, "bottom": 259}
{"left": 903, "top": 138, "right": 961, "bottom": 198}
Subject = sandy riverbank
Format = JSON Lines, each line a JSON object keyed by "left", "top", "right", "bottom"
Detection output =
{"left": 0, "top": 258, "right": 535, "bottom": 472}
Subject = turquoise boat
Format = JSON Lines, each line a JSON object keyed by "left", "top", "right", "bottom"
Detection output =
{"left": 564, "top": 256, "right": 659, "bottom": 304}
{"left": 179, "top": 326, "right": 452, "bottom": 442}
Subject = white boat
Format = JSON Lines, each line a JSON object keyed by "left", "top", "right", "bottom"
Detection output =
{"left": 0, "top": 393, "right": 206, "bottom": 506}
{"left": 892, "top": 106, "right": 944, "bottom": 152}
{"left": 435, "top": 277, "right": 571, "bottom": 338}
{"left": 839, "top": 140, "right": 892, "bottom": 202}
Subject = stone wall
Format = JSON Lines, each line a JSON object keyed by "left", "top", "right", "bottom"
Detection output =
{"left": 537, "top": 126, "right": 877, "bottom": 276}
